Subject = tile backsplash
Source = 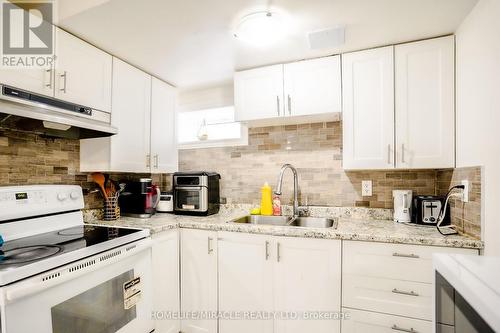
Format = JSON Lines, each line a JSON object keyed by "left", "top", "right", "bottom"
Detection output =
{"left": 0, "top": 122, "right": 482, "bottom": 239}
{"left": 0, "top": 128, "right": 169, "bottom": 209}
{"left": 436, "top": 167, "right": 482, "bottom": 239}
{"left": 180, "top": 122, "right": 436, "bottom": 208}
{"left": 179, "top": 122, "right": 482, "bottom": 238}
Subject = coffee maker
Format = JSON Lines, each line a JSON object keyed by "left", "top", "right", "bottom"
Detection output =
{"left": 118, "top": 178, "right": 160, "bottom": 218}
{"left": 393, "top": 190, "right": 412, "bottom": 223}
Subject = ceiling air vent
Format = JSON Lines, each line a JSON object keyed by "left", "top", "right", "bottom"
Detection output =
{"left": 308, "top": 26, "right": 345, "bottom": 50}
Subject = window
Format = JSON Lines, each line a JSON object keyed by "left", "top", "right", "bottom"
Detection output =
{"left": 177, "top": 106, "right": 248, "bottom": 149}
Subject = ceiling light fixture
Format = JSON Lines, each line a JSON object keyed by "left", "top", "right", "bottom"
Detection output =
{"left": 233, "top": 11, "right": 288, "bottom": 47}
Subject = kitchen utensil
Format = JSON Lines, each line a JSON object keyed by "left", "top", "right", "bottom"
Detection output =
{"left": 91, "top": 173, "right": 108, "bottom": 199}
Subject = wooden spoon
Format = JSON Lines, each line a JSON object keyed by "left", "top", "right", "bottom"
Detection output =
{"left": 91, "top": 172, "right": 108, "bottom": 199}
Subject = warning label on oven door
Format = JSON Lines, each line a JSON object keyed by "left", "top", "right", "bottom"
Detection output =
{"left": 123, "top": 276, "right": 142, "bottom": 309}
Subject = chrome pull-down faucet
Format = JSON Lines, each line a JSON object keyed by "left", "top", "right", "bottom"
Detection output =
{"left": 274, "top": 164, "right": 299, "bottom": 221}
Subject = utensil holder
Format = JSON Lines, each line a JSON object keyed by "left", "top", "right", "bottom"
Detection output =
{"left": 103, "top": 195, "right": 120, "bottom": 221}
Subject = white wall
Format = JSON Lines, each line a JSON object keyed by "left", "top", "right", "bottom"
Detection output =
{"left": 456, "top": 0, "right": 500, "bottom": 256}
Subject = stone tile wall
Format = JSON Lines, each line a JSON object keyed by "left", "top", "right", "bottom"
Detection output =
{"left": 0, "top": 128, "right": 170, "bottom": 209}
{"left": 180, "top": 122, "right": 437, "bottom": 208}
{"left": 0, "top": 123, "right": 482, "bottom": 239}
{"left": 436, "top": 167, "right": 482, "bottom": 239}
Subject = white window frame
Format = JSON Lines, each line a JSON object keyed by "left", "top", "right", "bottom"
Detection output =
{"left": 176, "top": 106, "right": 248, "bottom": 150}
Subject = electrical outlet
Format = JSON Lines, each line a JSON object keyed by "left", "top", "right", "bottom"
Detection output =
{"left": 461, "top": 180, "right": 469, "bottom": 203}
{"left": 362, "top": 180, "right": 372, "bottom": 196}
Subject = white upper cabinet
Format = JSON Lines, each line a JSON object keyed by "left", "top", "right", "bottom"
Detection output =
{"left": 80, "top": 58, "right": 151, "bottom": 172}
{"left": 150, "top": 77, "right": 178, "bottom": 173}
{"left": 218, "top": 232, "right": 273, "bottom": 333}
{"left": 234, "top": 64, "right": 284, "bottom": 122}
{"left": 283, "top": 56, "right": 341, "bottom": 117}
{"left": 343, "top": 36, "right": 455, "bottom": 170}
{"left": 109, "top": 58, "right": 151, "bottom": 172}
{"left": 395, "top": 36, "right": 455, "bottom": 169}
{"left": 55, "top": 28, "right": 112, "bottom": 112}
{"left": 80, "top": 59, "right": 178, "bottom": 173}
{"left": 234, "top": 56, "right": 341, "bottom": 125}
{"left": 342, "top": 46, "right": 395, "bottom": 170}
{"left": 0, "top": 66, "right": 54, "bottom": 97}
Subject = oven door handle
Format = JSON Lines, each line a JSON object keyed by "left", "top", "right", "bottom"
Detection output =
{"left": 175, "top": 186, "right": 204, "bottom": 191}
{"left": 4, "top": 239, "right": 153, "bottom": 303}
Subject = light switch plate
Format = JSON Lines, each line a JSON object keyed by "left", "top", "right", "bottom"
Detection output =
{"left": 461, "top": 180, "right": 469, "bottom": 203}
{"left": 362, "top": 180, "right": 372, "bottom": 196}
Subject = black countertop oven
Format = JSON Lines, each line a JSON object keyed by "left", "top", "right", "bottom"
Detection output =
{"left": 173, "top": 172, "right": 220, "bottom": 216}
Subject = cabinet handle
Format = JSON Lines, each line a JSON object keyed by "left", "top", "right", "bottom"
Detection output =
{"left": 391, "top": 324, "right": 418, "bottom": 333}
{"left": 287, "top": 94, "right": 291, "bottom": 115}
{"left": 276, "top": 96, "right": 280, "bottom": 116}
{"left": 392, "top": 252, "right": 420, "bottom": 259}
{"left": 154, "top": 154, "right": 159, "bottom": 168}
{"left": 208, "top": 237, "right": 213, "bottom": 254}
{"left": 401, "top": 144, "right": 405, "bottom": 163}
{"left": 265, "top": 241, "right": 270, "bottom": 260}
{"left": 392, "top": 288, "right": 419, "bottom": 297}
{"left": 277, "top": 242, "right": 281, "bottom": 262}
{"left": 388, "top": 144, "right": 392, "bottom": 164}
{"left": 59, "top": 71, "right": 67, "bottom": 93}
{"left": 45, "top": 69, "right": 52, "bottom": 88}
{"left": 146, "top": 154, "right": 151, "bottom": 168}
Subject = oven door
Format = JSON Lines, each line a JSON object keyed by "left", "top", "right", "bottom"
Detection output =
{"left": 174, "top": 187, "right": 208, "bottom": 212}
{"left": 0, "top": 239, "right": 153, "bottom": 333}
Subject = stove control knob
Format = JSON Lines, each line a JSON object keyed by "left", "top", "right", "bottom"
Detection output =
{"left": 70, "top": 191, "right": 80, "bottom": 200}
{"left": 57, "top": 193, "right": 68, "bottom": 201}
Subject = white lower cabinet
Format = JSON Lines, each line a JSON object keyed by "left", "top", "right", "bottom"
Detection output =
{"left": 152, "top": 230, "right": 180, "bottom": 333}
{"left": 341, "top": 308, "right": 433, "bottom": 333}
{"left": 342, "top": 240, "right": 479, "bottom": 330}
{"left": 218, "top": 232, "right": 274, "bottom": 333}
{"left": 217, "top": 233, "right": 342, "bottom": 333}
{"left": 178, "top": 230, "right": 478, "bottom": 333}
{"left": 180, "top": 229, "right": 218, "bottom": 333}
{"left": 343, "top": 275, "right": 433, "bottom": 320}
{"left": 274, "top": 237, "right": 342, "bottom": 333}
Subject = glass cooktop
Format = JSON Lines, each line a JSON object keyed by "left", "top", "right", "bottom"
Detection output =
{"left": 0, "top": 225, "right": 142, "bottom": 270}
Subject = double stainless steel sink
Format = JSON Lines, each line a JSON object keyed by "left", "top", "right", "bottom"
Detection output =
{"left": 230, "top": 215, "right": 337, "bottom": 229}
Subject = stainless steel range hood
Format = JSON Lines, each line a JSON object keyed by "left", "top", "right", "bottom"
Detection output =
{"left": 0, "top": 85, "right": 117, "bottom": 139}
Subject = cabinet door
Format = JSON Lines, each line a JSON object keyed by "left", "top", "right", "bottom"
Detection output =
{"left": 150, "top": 77, "right": 178, "bottom": 173}
{"left": 342, "top": 46, "right": 395, "bottom": 170}
{"left": 218, "top": 232, "right": 273, "bottom": 333}
{"left": 395, "top": 36, "right": 455, "bottom": 169}
{"left": 274, "top": 237, "right": 341, "bottom": 333}
{"left": 109, "top": 58, "right": 151, "bottom": 172}
{"left": 152, "top": 230, "right": 180, "bottom": 333}
{"left": 0, "top": 66, "right": 54, "bottom": 96}
{"left": 0, "top": 21, "right": 55, "bottom": 96}
{"left": 55, "top": 28, "right": 112, "bottom": 112}
{"left": 283, "top": 56, "right": 341, "bottom": 117}
{"left": 234, "top": 64, "right": 284, "bottom": 122}
{"left": 180, "top": 229, "right": 218, "bottom": 333}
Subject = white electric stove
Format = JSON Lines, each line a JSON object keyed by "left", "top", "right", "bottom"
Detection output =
{"left": 0, "top": 185, "right": 154, "bottom": 333}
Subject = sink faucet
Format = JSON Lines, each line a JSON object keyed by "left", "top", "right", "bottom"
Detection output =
{"left": 274, "top": 164, "right": 299, "bottom": 219}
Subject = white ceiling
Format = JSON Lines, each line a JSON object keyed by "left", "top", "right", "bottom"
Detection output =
{"left": 57, "top": 0, "right": 478, "bottom": 89}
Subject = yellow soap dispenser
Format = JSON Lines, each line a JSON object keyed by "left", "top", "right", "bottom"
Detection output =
{"left": 260, "top": 182, "right": 273, "bottom": 216}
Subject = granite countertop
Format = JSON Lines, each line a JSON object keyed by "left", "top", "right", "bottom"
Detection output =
{"left": 85, "top": 205, "right": 484, "bottom": 249}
